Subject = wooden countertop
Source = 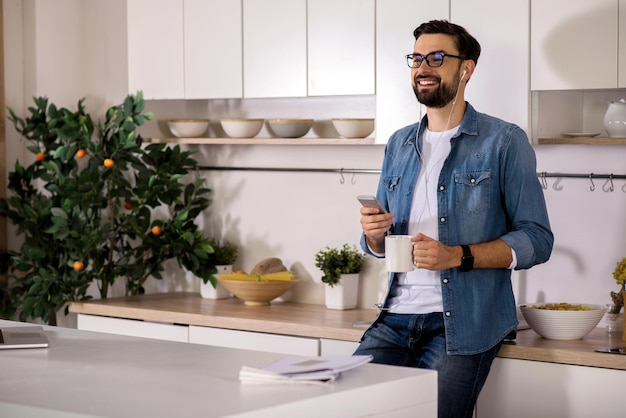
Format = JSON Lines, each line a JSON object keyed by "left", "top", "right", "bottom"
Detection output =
{"left": 68, "top": 292, "right": 626, "bottom": 371}
{"left": 69, "top": 292, "right": 378, "bottom": 342}
{"left": 500, "top": 327, "right": 626, "bottom": 370}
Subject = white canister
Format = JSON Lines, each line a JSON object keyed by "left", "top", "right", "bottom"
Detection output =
{"left": 603, "top": 99, "right": 626, "bottom": 138}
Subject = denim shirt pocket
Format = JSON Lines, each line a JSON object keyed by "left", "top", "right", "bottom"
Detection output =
{"left": 454, "top": 170, "right": 491, "bottom": 213}
{"left": 381, "top": 176, "right": 401, "bottom": 193}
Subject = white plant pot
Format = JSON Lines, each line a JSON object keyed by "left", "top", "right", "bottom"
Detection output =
{"left": 200, "top": 265, "right": 232, "bottom": 299}
{"left": 325, "top": 273, "right": 360, "bottom": 310}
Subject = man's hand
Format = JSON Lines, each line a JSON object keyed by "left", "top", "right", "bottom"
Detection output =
{"left": 360, "top": 207, "right": 393, "bottom": 254}
{"left": 412, "top": 233, "right": 460, "bottom": 271}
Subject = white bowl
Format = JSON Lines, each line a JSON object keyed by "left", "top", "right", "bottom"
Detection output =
{"left": 220, "top": 118, "right": 264, "bottom": 138}
{"left": 519, "top": 303, "right": 605, "bottom": 340}
{"left": 268, "top": 119, "right": 313, "bottom": 138}
{"left": 332, "top": 118, "right": 375, "bottom": 138}
{"left": 167, "top": 119, "right": 209, "bottom": 138}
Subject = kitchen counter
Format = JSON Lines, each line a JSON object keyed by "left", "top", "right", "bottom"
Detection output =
{"left": 68, "top": 292, "right": 626, "bottom": 370}
{"left": 0, "top": 319, "right": 437, "bottom": 418}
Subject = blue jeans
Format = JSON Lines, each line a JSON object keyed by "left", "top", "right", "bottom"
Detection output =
{"left": 353, "top": 312, "right": 502, "bottom": 418}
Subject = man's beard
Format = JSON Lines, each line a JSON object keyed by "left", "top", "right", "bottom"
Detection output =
{"left": 413, "top": 76, "right": 459, "bottom": 108}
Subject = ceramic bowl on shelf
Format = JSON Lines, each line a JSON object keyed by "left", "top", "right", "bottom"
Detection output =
{"left": 268, "top": 119, "right": 314, "bottom": 138}
{"left": 332, "top": 118, "right": 375, "bottom": 138}
{"left": 220, "top": 118, "right": 264, "bottom": 138}
{"left": 519, "top": 303, "right": 605, "bottom": 340}
{"left": 167, "top": 119, "right": 210, "bottom": 138}
{"left": 217, "top": 277, "right": 297, "bottom": 306}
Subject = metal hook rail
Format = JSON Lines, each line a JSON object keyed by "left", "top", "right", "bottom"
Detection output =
{"left": 198, "top": 166, "right": 626, "bottom": 191}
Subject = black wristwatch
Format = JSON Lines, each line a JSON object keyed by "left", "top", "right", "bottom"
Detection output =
{"left": 459, "top": 245, "right": 474, "bottom": 272}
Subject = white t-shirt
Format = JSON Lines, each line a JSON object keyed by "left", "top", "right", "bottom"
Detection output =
{"left": 387, "top": 126, "right": 456, "bottom": 314}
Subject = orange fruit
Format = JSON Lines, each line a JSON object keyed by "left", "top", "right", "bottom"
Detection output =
{"left": 103, "top": 158, "right": 115, "bottom": 168}
{"left": 151, "top": 226, "right": 162, "bottom": 236}
{"left": 36, "top": 152, "right": 45, "bottom": 161}
{"left": 124, "top": 202, "right": 133, "bottom": 210}
{"left": 73, "top": 261, "right": 84, "bottom": 272}
{"left": 76, "top": 149, "right": 86, "bottom": 158}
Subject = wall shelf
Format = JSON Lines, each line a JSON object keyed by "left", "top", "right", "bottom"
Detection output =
{"left": 538, "top": 137, "right": 626, "bottom": 145}
{"left": 148, "top": 137, "right": 377, "bottom": 145}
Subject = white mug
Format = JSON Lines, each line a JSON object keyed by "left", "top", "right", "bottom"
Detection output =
{"left": 385, "top": 235, "right": 415, "bottom": 272}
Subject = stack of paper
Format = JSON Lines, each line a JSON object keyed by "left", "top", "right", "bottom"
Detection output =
{"left": 239, "top": 355, "right": 373, "bottom": 385}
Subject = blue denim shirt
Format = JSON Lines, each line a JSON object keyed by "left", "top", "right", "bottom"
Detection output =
{"left": 360, "top": 103, "right": 553, "bottom": 355}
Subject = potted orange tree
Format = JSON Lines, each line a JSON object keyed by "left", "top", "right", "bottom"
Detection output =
{"left": 0, "top": 92, "right": 217, "bottom": 325}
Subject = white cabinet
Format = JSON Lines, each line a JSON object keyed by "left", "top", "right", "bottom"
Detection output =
{"left": 452, "top": 0, "right": 530, "bottom": 135}
{"left": 307, "top": 0, "right": 375, "bottom": 96}
{"left": 243, "top": 0, "right": 375, "bottom": 98}
{"left": 375, "top": 0, "right": 449, "bottom": 143}
{"left": 477, "top": 358, "right": 626, "bottom": 418}
{"left": 127, "top": 0, "right": 242, "bottom": 100}
{"left": 243, "top": 0, "right": 307, "bottom": 98}
{"left": 183, "top": 0, "right": 242, "bottom": 99}
{"left": 76, "top": 314, "right": 189, "bottom": 342}
{"left": 127, "top": 0, "right": 185, "bottom": 99}
{"left": 189, "top": 325, "right": 320, "bottom": 356}
{"left": 531, "top": 0, "right": 617, "bottom": 90}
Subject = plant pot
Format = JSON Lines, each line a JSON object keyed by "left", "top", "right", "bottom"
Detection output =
{"left": 200, "top": 265, "right": 232, "bottom": 299}
{"left": 325, "top": 273, "right": 359, "bottom": 310}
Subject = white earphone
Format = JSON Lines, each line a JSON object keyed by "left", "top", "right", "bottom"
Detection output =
{"left": 460, "top": 69, "right": 467, "bottom": 81}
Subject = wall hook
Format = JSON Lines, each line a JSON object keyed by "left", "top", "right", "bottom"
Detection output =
{"left": 623, "top": 182, "right": 626, "bottom": 193}
{"left": 339, "top": 168, "right": 345, "bottom": 184}
{"left": 602, "top": 174, "right": 615, "bottom": 192}
{"left": 552, "top": 177, "right": 563, "bottom": 191}
{"left": 588, "top": 173, "right": 595, "bottom": 191}
{"left": 351, "top": 172, "right": 357, "bottom": 185}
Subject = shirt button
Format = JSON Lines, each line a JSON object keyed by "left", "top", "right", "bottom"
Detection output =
{"left": 440, "top": 217, "right": 446, "bottom": 223}
{"left": 442, "top": 278, "right": 449, "bottom": 284}
{"left": 445, "top": 311, "right": 451, "bottom": 317}
{"left": 439, "top": 185, "right": 445, "bottom": 191}
{"left": 470, "top": 178, "right": 476, "bottom": 184}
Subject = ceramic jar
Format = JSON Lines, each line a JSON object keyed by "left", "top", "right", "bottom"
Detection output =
{"left": 603, "top": 99, "right": 626, "bottom": 138}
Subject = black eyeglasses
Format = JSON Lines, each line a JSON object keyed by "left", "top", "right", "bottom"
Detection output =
{"left": 405, "top": 52, "right": 465, "bottom": 69}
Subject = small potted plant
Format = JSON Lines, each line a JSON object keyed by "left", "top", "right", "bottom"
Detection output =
{"left": 315, "top": 244, "right": 365, "bottom": 310}
{"left": 201, "top": 239, "right": 239, "bottom": 299}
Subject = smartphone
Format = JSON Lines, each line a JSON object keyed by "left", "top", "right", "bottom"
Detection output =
{"left": 357, "top": 195, "right": 387, "bottom": 213}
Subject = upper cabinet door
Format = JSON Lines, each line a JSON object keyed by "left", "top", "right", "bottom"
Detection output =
{"left": 452, "top": 0, "right": 530, "bottom": 135}
{"left": 531, "top": 0, "right": 617, "bottom": 90}
{"left": 127, "top": 0, "right": 185, "bottom": 99}
{"left": 184, "top": 0, "right": 242, "bottom": 99}
{"left": 307, "top": 0, "right": 375, "bottom": 96}
{"left": 617, "top": 0, "right": 626, "bottom": 89}
{"left": 375, "top": 0, "right": 449, "bottom": 143}
{"left": 243, "top": 0, "right": 307, "bottom": 98}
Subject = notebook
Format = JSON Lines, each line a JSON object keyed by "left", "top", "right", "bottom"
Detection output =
{"left": 0, "top": 326, "right": 49, "bottom": 349}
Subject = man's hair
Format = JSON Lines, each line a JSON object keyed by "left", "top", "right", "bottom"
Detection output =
{"left": 413, "top": 20, "right": 481, "bottom": 65}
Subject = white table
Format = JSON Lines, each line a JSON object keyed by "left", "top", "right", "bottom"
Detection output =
{"left": 0, "top": 320, "right": 436, "bottom": 417}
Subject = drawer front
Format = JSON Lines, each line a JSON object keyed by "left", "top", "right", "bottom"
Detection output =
{"left": 189, "top": 325, "right": 319, "bottom": 356}
{"left": 320, "top": 338, "right": 359, "bottom": 356}
{"left": 76, "top": 314, "right": 188, "bottom": 343}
